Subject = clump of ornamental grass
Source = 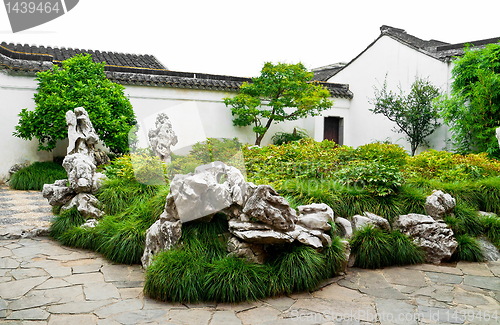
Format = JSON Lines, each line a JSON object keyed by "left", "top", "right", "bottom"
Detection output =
{"left": 9, "top": 161, "right": 67, "bottom": 191}
{"left": 453, "top": 235, "right": 484, "bottom": 262}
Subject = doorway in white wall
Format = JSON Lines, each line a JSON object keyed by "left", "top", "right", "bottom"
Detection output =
{"left": 324, "top": 117, "right": 343, "bottom": 145}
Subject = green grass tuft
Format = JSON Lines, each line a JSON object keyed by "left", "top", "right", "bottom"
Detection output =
{"left": 389, "top": 231, "right": 425, "bottom": 265}
{"left": 453, "top": 235, "right": 484, "bottom": 262}
{"left": 205, "top": 256, "right": 270, "bottom": 302}
{"left": 49, "top": 207, "right": 85, "bottom": 239}
{"left": 480, "top": 214, "right": 500, "bottom": 248}
{"left": 144, "top": 249, "right": 208, "bottom": 303}
{"left": 270, "top": 244, "right": 326, "bottom": 294}
{"left": 322, "top": 235, "right": 347, "bottom": 277}
{"left": 9, "top": 162, "right": 67, "bottom": 191}
{"left": 350, "top": 225, "right": 392, "bottom": 269}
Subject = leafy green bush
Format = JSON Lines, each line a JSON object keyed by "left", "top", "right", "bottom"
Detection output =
{"left": 103, "top": 153, "right": 167, "bottom": 185}
{"left": 335, "top": 160, "right": 404, "bottom": 196}
{"left": 169, "top": 138, "right": 245, "bottom": 177}
{"left": 9, "top": 162, "right": 67, "bottom": 191}
{"left": 271, "top": 128, "right": 309, "bottom": 145}
{"left": 453, "top": 235, "right": 484, "bottom": 262}
{"left": 14, "top": 54, "right": 136, "bottom": 154}
{"left": 405, "top": 150, "right": 500, "bottom": 182}
{"left": 354, "top": 142, "right": 408, "bottom": 167}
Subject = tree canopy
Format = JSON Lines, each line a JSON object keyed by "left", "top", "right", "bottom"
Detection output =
{"left": 439, "top": 42, "right": 500, "bottom": 157}
{"left": 370, "top": 77, "right": 442, "bottom": 156}
{"left": 224, "top": 62, "right": 332, "bottom": 146}
{"left": 14, "top": 54, "right": 136, "bottom": 154}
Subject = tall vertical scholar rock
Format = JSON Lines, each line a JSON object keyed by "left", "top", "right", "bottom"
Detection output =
{"left": 43, "top": 107, "right": 106, "bottom": 219}
{"left": 148, "top": 113, "right": 178, "bottom": 163}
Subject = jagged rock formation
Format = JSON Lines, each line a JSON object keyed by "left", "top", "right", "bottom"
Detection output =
{"left": 425, "top": 190, "right": 456, "bottom": 219}
{"left": 141, "top": 161, "right": 335, "bottom": 268}
{"left": 148, "top": 113, "right": 178, "bottom": 162}
{"left": 393, "top": 213, "right": 458, "bottom": 264}
{"left": 352, "top": 212, "right": 391, "bottom": 231}
{"left": 42, "top": 107, "right": 106, "bottom": 219}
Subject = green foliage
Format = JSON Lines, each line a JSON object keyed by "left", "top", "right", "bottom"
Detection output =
{"left": 335, "top": 160, "right": 404, "bottom": 196}
{"left": 389, "top": 231, "right": 425, "bottom": 265}
{"left": 205, "top": 257, "right": 270, "bottom": 302}
{"left": 271, "top": 128, "right": 309, "bottom": 145}
{"left": 438, "top": 42, "right": 500, "bottom": 157}
{"left": 224, "top": 62, "right": 332, "bottom": 145}
{"left": 14, "top": 54, "right": 136, "bottom": 154}
{"left": 354, "top": 142, "right": 408, "bottom": 167}
{"left": 480, "top": 214, "right": 500, "bottom": 248}
{"left": 9, "top": 162, "right": 67, "bottom": 191}
{"left": 169, "top": 138, "right": 245, "bottom": 177}
{"left": 370, "top": 77, "right": 442, "bottom": 155}
{"left": 322, "top": 234, "right": 347, "bottom": 278}
{"left": 49, "top": 207, "right": 85, "bottom": 239}
{"left": 453, "top": 235, "right": 484, "bottom": 262}
{"left": 350, "top": 226, "right": 392, "bottom": 269}
{"left": 350, "top": 226, "right": 424, "bottom": 269}
{"left": 405, "top": 150, "right": 500, "bottom": 182}
{"left": 270, "top": 244, "right": 326, "bottom": 294}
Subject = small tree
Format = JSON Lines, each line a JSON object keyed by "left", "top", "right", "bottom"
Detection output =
{"left": 370, "top": 77, "right": 441, "bottom": 156}
{"left": 224, "top": 62, "right": 332, "bottom": 146}
{"left": 439, "top": 42, "right": 500, "bottom": 158}
{"left": 14, "top": 54, "right": 136, "bottom": 154}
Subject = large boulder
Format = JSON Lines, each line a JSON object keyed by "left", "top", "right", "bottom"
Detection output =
{"left": 425, "top": 190, "right": 456, "bottom": 219}
{"left": 393, "top": 213, "right": 458, "bottom": 264}
{"left": 242, "top": 185, "right": 296, "bottom": 231}
{"left": 42, "top": 180, "right": 75, "bottom": 206}
{"left": 141, "top": 219, "right": 182, "bottom": 267}
{"left": 169, "top": 162, "right": 250, "bottom": 223}
{"left": 297, "top": 203, "right": 333, "bottom": 231}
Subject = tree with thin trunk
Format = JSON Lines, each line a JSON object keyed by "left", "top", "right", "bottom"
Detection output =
{"left": 224, "top": 62, "right": 332, "bottom": 146}
{"left": 370, "top": 77, "right": 442, "bottom": 156}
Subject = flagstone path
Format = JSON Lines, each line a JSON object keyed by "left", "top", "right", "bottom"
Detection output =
{"left": 0, "top": 186, "right": 499, "bottom": 324}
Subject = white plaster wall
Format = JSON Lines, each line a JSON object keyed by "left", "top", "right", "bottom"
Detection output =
{"left": 328, "top": 35, "right": 453, "bottom": 153}
{"left": 0, "top": 71, "right": 52, "bottom": 181}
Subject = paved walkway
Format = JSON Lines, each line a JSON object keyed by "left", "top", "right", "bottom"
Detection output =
{"left": 0, "top": 186, "right": 499, "bottom": 324}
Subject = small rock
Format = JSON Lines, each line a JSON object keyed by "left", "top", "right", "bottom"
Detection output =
{"left": 335, "top": 217, "right": 353, "bottom": 238}
{"left": 425, "top": 190, "right": 456, "bottom": 219}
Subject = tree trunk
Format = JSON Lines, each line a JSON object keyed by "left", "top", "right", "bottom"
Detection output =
{"left": 255, "top": 134, "right": 264, "bottom": 146}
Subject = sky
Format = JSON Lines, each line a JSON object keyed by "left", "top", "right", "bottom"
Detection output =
{"left": 1, "top": 0, "right": 499, "bottom": 78}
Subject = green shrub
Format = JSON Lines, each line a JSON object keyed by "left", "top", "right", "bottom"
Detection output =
{"left": 9, "top": 162, "right": 67, "bottom": 191}
{"left": 444, "top": 203, "right": 484, "bottom": 237}
{"left": 271, "top": 128, "right": 309, "bottom": 145}
{"left": 103, "top": 153, "right": 167, "bottom": 185}
{"left": 453, "top": 235, "right": 484, "bottom": 262}
{"left": 335, "top": 160, "right": 404, "bottom": 196}
{"left": 169, "top": 138, "right": 245, "bottom": 177}
{"left": 405, "top": 150, "right": 500, "bottom": 182}
{"left": 354, "top": 142, "right": 408, "bottom": 167}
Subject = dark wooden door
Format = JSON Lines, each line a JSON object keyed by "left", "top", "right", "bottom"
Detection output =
{"left": 324, "top": 117, "right": 343, "bottom": 144}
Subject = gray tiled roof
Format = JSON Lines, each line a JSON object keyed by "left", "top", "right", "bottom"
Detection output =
{"left": 313, "top": 25, "right": 500, "bottom": 80}
{"left": 0, "top": 42, "right": 353, "bottom": 99}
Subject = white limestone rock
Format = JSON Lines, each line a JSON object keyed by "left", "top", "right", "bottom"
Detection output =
{"left": 335, "top": 217, "right": 353, "bottom": 238}
{"left": 425, "top": 190, "right": 456, "bottom": 219}
{"left": 352, "top": 212, "right": 390, "bottom": 231}
{"left": 227, "top": 236, "right": 266, "bottom": 264}
{"left": 393, "top": 213, "right": 458, "bottom": 264}
{"left": 169, "top": 161, "right": 249, "bottom": 223}
{"left": 61, "top": 193, "right": 104, "bottom": 219}
{"left": 297, "top": 203, "right": 334, "bottom": 231}
{"left": 141, "top": 219, "right": 182, "bottom": 267}
{"left": 42, "top": 180, "right": 74, "bottom": 206}
{"left": 242, "top": 185, "right": 297, "bottom": 231}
